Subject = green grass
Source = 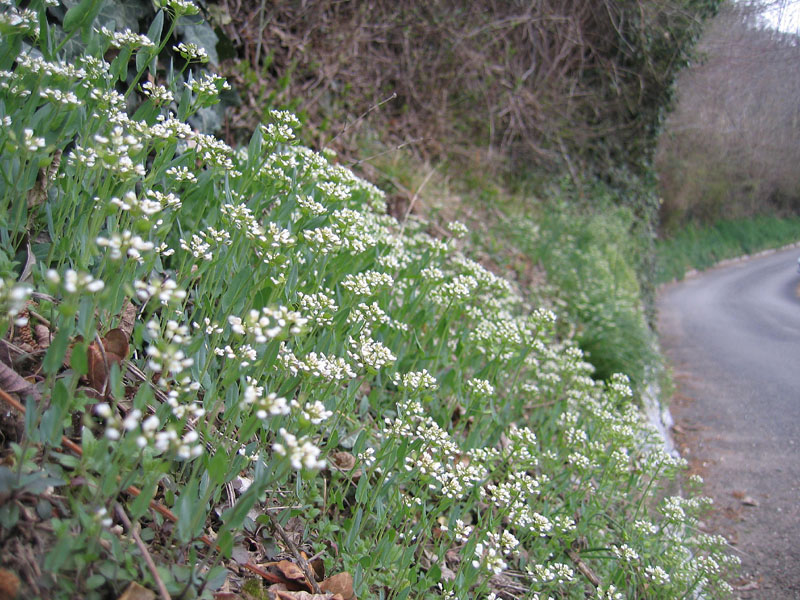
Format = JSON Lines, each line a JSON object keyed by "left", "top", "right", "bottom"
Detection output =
{"left": 656, "top": 215, "right": 800, "bottom": 283}
{"left": 0, "top": 2, "right": 737, "bottom": 599}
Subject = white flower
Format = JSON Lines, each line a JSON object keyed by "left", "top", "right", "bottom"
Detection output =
{"left": 173, "top": 42, "right": 208, "bottom": 63}
{"left": 272, "top": 428, "right": 325, "bottom": 470}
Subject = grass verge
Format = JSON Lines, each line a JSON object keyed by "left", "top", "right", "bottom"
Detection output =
{"left": 656, "top": 215, "right": 800, "bottom": 284}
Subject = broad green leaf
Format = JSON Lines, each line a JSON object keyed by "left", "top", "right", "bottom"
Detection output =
{"left": 62, "top": 0, "right": 105, "bottom": 34}
{"left": 70, "top": 340, "right": 88, "bottom": 375}
{"left": 43, "top": 325, "right": 72, "bottom": 375}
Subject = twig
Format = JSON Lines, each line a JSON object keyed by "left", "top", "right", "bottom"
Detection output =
{"left": 349, "top": 137, "right": 426, "bottom": 167}
{"left": 115, "top": 503, "right": 172, "bottom": 600}
{"left": 401, "top": 167, "right": 437, "bottom": 228}
{"left": 27, "top": 309, "right": 51, "bottom": 327}
{"left": 325, "top": 92, "right": 397, "bottom": 149}
{"left": 268, "top": 512, "right": 323, "bottom": 594}
{"left": 567, "top": 549, "right": 601, "bottom": 587}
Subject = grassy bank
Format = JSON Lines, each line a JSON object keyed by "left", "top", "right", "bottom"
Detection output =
{"left": 656, "top": 215, "right": 800, "bottom": 283}
{"left": 0, "top": 2, "right": 738, "bottom": 599}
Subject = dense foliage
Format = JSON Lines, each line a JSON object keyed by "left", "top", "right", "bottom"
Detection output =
{"left": 216, "top": 0, "right": 721, "bottom": 178}
{"left": 657, "top": 2, "right": 800, "bottom": 231}
{"left": 0, "top": 1, "right": 739, "bottom": 599}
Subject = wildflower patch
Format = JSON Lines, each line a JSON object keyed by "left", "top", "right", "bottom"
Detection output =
{"left": 0, "top": 2, "right": 736, "bottom": 599}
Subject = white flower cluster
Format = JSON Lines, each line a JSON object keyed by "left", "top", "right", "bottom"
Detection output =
{"left": 0, "top": 5, "right": 39, "bottom": 37}
{"left": 347, "top": 332, "right": 396, "bottom": 371}
{"left": 341, "top": 270, "right": 394, "bottom": 296}
{"left": 466, "top": 378, "right": 494, "bottom": 397}
{"left": 261, "top": 109, "right": 302, "bottom": 144}
{"left": 179, "top": 227, "right": 231, "bottom": 261}
{"left": 228, "top": 306, "right": 307, "bottom": 344}
{"left": 22, "top": 128, "right": 45, "bottom": 152}
{"left": 165, "top": 164, "right": 196, "bottom": 183}
{"left": 94, "top": 404, "right": 203, "bottom": 459}
{"left": 107, "top": 189, "right": 180, "bottom": 218}
{"left": 240, "top": 377, "right": 290, "bottom": 419}
{"left": 296, "top": 194, "right": 327, "bottom": 216}
{"left": 429, "top": 274, "right": 478, "bottom": 306}
{"left": 39, "top": 88, "right": 81, "bottom": 108}
{"left": 100, "top": 27, "right": 155, "bottom": 50}
{"left": 158, "top": 0, "right": 200, "bottom": 16}
{"left": 527, "top": 562, "right": 575, "bottom": 585}
{"left": 97, "top": 230, "right": 155, "bottom": 262}
{"left": 145, "top": 318, "right": 194, "bottom": 377}
{"left": 141, "top": 81, "right": 174, "bottom": 105}
{"left": 447, "top": 220, "right": 469, "bottom": 238}
{"left": 347, "top": 301, "right": 392, "bottom": 329}
{"left": 173, "top": 42, "right": 208, "bottom": 63}
{"left": 46, "top": 269, "right": 104, "bottom": 295}
{"left": 0, "top": 278, "right": 31, "bottom": 327}
{"left": 298, "top": 290, "right": 338, "bottom": 327}
{"left": 298, "top": 400, "right": 333, "bottom": 425}
{"left": 393, "top": 369, "right": 438, "bottom": 392}
{"left": 190, "top": 132, "right": 235, "bottom": 171}
{"left": 68, "top": 126, "right": 145, "bottom": 177}
{"left": 278, "top": 344, "right": 357, "bottom": 382}
{"left": 185, "top": 73, "right": 230, "bottom": 105}
{"left": 272, "top": 428, "right": 325, "bottom": 470}
{"left": 134, "top": 277, "right": 186, "bottom": 306}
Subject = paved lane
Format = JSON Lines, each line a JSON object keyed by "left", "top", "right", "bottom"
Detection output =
{"left": 657, "top": 246, "right": 800, "bottom": 598}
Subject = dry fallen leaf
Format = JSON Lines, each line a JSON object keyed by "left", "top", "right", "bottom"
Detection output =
{"left": 265, "top": 560, "right": 310, "bottom": 591}
{"left": 0, "top": 360, "right": 41, "bottom": 403}
{"left": 318, "top": 572, "right": 355, "bottom": 600}
{"left": 117, "top": 581, "right": 156, "bottom": 600}
{"left": 309, "top": 557, "right": 325, "bottom": 583}
{"left": 118, "top": 300, "right": 137, "bottom": 340}
{"left": 87, "top": 328, "right": 129, "bottom": 394}
{"left": 328, "top": 452, "right": 356, "bottom": 471}
{"left": 0, "top": 568, "right": 20, "bottom": 600}
{"left": 272, "top": 591, "right": 344, "bottom": 600}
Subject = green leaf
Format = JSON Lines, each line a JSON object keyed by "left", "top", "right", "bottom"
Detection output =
{"left": 0, "top": 503, "right": 19, "bottom": 529}
{"left": 85, "top": 574, "right": 105, "bottom": 590}
{"left": 43, "top": 324, "right": 72, "bottom": 375}
{"left": 20, "top": 471, "right": 65, "bottom": 494}
{"left": 70, "top": 340, "right": 88, "bottom": 375}
{"left": 41, "top": 380, "right": 68, "bottom": 446}
{"left": 219, "top": 484, "right": 258, "bottom": 533}
{"left": 145, "top": 9, "right": 165, "bottom": 47}
{"left": 129, "top": 477, "right": 158, "bottom": 520}
{"left": 62, "top": 0, "right": 105, "bottom": 34}
{"left": 343, "top": 507, "right": 362, "bottom": 550}
{"left": 208, "top": 449, "right": 227, "bottom": 485}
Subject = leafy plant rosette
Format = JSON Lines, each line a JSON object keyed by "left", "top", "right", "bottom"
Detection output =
{"left": 0, "top": 1, "right": 736, "bottom": 599}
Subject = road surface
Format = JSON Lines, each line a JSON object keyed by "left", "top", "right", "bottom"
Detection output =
{"left": 657, "top": 246, "right": 800, "bottom": 598}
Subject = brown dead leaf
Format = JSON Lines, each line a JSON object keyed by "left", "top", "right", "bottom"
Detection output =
{"left": 117, "top": 581, "right": 156, "bottom": 600}
{"left": 265, "top": 560, "right": 309, "bottom": 591}
{"left": 87, "top": 329, "right": 129, "bottom": 394}
{"left": 0, "top": 360, "right": 41, "bottom": 403}
{"left": 328, "top": 452, "right": 356, "bottom": 471}
{"left": 118, "top": 300, "right": 137, "bottom": 340}
{"left": 272, "top": 591, "right": 343, "bottom": 600}
{"left": 33, "top": 324, "right": 52, "bottom": 349}
{"left": 319, "top": 572, "right": 355, "bottom": 600}
{"left": 309, "top": 557, "right": 325, "bottom": 583}
{"left": 0, "top": 568, "right": 20, "bottom": 600}
{"left": 26, "top": 149, "right": 61, "bottom": 209}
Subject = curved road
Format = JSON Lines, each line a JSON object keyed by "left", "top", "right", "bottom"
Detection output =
{"left": 657, "top": 246, "right": 800, "bottom": 598}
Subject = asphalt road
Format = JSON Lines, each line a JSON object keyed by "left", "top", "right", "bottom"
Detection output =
{"left": 657, "top": 246, "right": 800, "bottom": 598}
